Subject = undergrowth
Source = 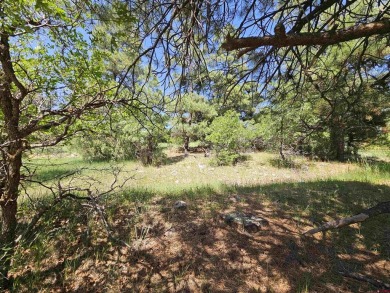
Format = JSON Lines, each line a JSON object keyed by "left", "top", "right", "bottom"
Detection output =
{"left": 9, "top": 150, "right": 390, "bottom": 292}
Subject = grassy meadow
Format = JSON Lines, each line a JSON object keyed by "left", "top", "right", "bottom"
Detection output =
{"left": 10, "top": 148, "right": 390, "bottom": 292}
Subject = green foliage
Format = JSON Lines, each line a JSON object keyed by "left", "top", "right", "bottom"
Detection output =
{"left": 206, "top": 110, "right": 251, "bottom": 165}
{"left": 74, "top": 124, "right": 136, "bottom": 162}
{"left": 73, "top": 74, "right": 169, "bottom": 165}
{"left": 74, "top": 113, "right": 168, "bottom": 165}
{"left": 170, "top": 92, "right": 217, "bottom": 150}
{"left": 255, "top": 39, "right": 390, "bottom": 161}
{"left": 269, "top": 157, "right": 298, "bottom": 169}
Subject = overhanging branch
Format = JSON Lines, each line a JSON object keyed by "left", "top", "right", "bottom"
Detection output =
{"left": 222, "top": 20, "right": 390, "bottom": 54}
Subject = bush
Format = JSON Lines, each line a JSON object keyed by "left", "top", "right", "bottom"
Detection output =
{"left": 73, "top": 120, "right": 168, "bottom": 165}
{"left": 206, "top": 110, "right": 251, "bottom": 165}
{"left": 133, "top": 137, "right": 167, "bottom": 166}
{"left": 269, "top": 157, "right": 299, "bottom": 169}
{"left": 74, "top": 131, "right": 136, "bottom": 161}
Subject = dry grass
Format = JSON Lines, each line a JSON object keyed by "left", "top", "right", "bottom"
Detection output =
{"left": 24, "top": 150, "right": 382, "bottom": 196}
{"left": 10, "top": 150, "right": 390, "bottom": 292}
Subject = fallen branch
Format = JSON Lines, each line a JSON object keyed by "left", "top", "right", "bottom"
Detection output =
{"left": 340, "top": 271, "right": 390, "bottom": 289}
{"left": 303, "top": 201, "right": 390, "bottom": 235}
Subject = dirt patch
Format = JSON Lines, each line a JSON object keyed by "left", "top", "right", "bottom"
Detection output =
{"left": 13, "top": 197, "right": 389, "bottom": 292}
{"left": 11, "top": 178, "right": 390, "bottom": 293}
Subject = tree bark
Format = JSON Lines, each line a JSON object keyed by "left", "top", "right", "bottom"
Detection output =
{"left": 183, "top": 135, "right": 190, "bottom": 156}
{"left": 146, "top": 136, "right": 154, "bottom": 165}
{"left": 279, "top": 116, "right": 286, "bottom": 160}
{"left": 183, "top": 113, "right": 192, "bottom": 156}
{"left": 0, "top": 33, "right": 24, "bottom": 290}
{"left": 329, "top": 121, "right": 345, "bottom": 161}
{"left": 0, "top": 133, "right": 23, "bottom": 291}
{"left": 222, "top": 19, "right": 390, "bottom": 53}
{"left": 0, "top": 196, "right": 18, "bottom": 289}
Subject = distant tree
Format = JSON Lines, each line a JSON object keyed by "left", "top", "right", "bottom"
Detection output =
{"left": 75, "top": 75, "right": 169, "bottom": 165}
{"left": 294, "top": 38, "right": 389, "bottom": 160}
{"left": 258, "top": 75, "right": 389, "bottom": 161}
{"left": 170, "top": 92, "right": 216, "bottom": 153}
{"left": 206, "top": 110, "right": 252, "bottom": 165}
{"left": 255, "top": 92, "right": 305, "bottom": 160}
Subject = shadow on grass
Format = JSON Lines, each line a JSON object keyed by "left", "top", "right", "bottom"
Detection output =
{"left": 235, "top": 180, "right": 390, "bottom": 258}
{"left": 159, "top": 154, "right": 187, "bottom": 166}
{"left": 148, "top": 180, "right": 389, "bottom": 292}
{"left": 23, "top": 160, "right": 82, "bottom": 182}
{"left": 352, "top": 156, "right": 390, "bottom": 174}
{"left": 13, "top": 180, "right": 390, "bottom": 292}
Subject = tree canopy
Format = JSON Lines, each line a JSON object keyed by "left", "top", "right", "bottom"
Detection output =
{"left": 121, "top": 0, "right": 390, "bottom": 95}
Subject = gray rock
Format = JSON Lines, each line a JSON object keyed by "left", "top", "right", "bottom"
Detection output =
{"left": 174, "top": 200, "right": 188, "bottom": 210}
{"left": 222, "top": 212, "right": 269, "bottom": 233}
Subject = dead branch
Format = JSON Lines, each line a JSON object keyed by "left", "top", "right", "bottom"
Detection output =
{"left": 303, "top": 201, "right": 390, "bottom": 235}
{"left": 18, "top": 165, "right": 135, "bottom": 245}
{"left": 340, "top": 271, "right": 390, "bottom": 289}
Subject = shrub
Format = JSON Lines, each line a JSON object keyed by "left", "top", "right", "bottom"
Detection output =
{"left": 206, "top": 110, "right": 251, "bottom": 165}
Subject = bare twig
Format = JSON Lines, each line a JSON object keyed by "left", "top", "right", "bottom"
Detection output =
{"left": 339, "top": 271, "right": 390, "bottom": 289}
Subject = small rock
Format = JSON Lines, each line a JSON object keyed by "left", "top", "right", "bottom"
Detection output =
{"left": 222, "top": 212, "right": 269, "bottom": 233}
{"left": 174, "top": 200, "right": 187, "bottom": 210}
{"left": 242, "top": 220, "right": 260, "bottom": 233}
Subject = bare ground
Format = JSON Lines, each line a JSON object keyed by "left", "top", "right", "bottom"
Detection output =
{"left": 13, "top": 188, "right": 390, "bottom": 292}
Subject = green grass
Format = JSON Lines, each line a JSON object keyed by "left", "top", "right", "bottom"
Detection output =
{"left": 22, "top": 149, "right": 390, "bottom": 201}
{"left": 359, "top": 147, "right": 390, "bottom": 162}
{"left": 11, "top": 150, "right": 390, "bottom": 292}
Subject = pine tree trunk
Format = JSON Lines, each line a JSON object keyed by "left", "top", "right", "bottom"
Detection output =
{"left": 279, "top": 116, "right": 286, "bottom": 160}
{"left": 329, "top": 118, "right": 345, "bottom": 161}
{"left": 183, "top": 113, "right": 192, "bottom": 156}
{"left": 146, "top": 136, "right": 154, "bottom": 165}
{"left": 183, "top": 135, "right": 190, "bottom": 156}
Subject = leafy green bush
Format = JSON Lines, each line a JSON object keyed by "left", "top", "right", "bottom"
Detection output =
{"left": 73, "top": 120, "right": 168, "bottom": 165}
{"left": 269, "top": 157, "right": 300, "bottom": 169}
{"left": 73, "top": 129, "right": 136, "bottom": 162}
{"left": 206, "top": 110, "right": 251, "bottom": 165}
